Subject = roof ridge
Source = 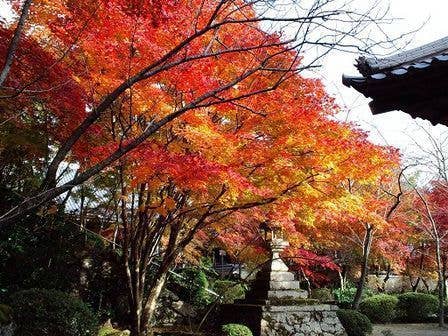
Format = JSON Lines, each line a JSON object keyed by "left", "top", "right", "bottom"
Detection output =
{"left": 358, "top": 35, "right": 448, "bottom": 75}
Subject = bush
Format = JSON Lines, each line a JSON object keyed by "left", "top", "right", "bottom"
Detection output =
{"left": 10, "top": 288, "right": 99, "bottom": 336}
{"left": 333, "top": 285, "right": 373, "bottom": 308}
{"left": 165, "top": 258, "right": 222, "bottom": 319}
{"left": 221, "top": 324, "right": 253, "bottom": 336}
{"left": 98, "top": 325, "right": 128, "bottom": 336}
{"left": 212, "top": 280, "right": 246, "bottom": 304}
{"left": 171, "top": 264, "right": 214, "bottom": 306}
{"left": 359, "top": 294, "right": 398, "bottom": 323}
{"left": 396, "top": 292, "right": 438, "bottom": 322}
{"left": 310, "top": 288, "right": 334, "bottom": 302}
{"left": 336, "top": 309, "right": 372, "bottom": 336}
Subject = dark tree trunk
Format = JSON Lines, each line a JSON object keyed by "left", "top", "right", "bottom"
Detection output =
{"left": 411, "top": 250, "right": 425, "bottom": 292}
{"left": 353, "top": 224, "right": 373, "bottom": 309}
{"left": 442, "top": 254, "right": 447, "bottom": 299}
{"left": 380, "top": 264, "right": 391, "bottom": 292}
{"left": 435, "top": 239, "right": 445, "bottom": 327}
{"left": 411, "top": 277, "right": 421, "bottom": 292}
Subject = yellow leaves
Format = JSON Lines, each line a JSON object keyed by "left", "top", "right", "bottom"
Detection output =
{"left": 159, "top": 102, "right": 173, "bottom": 115}
{"left": 72, "top": 75, "right": 82, "bottom": 84}
{"left": 294, "top": 206, "right": 317, "bottom": 228}
{"left": 167, "top": 141, "right": 184, "bottom": 154}
{"left": 178, "top": 116, "right": 238, "bottom": 162}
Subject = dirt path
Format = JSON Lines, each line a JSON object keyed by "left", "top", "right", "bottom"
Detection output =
{"left": 373, "top": 324, "right": 448, "bottom": 336}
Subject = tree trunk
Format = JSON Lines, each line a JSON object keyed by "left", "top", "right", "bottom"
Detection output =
{"left": 411, "top": 276, "right": 421, "bottom": 292}
{"left": 126, "top": 259, "right": 143, "bottom": 336}
{"left": 353, "top": 224, "right": 373, "bottom": 309}
{"left": 435, "top": 238, "right": 445, "bottom": 327}
{"left": 338, "top": 266, "right": 347, "bottom": 291}
{"left": 141, "top": 273, "right": 168, "bottom": 336}
{"left": 301, "top": 268, "right": 311, "bottom": 297}
{"left": 412, "top": 250, "right": 425, "bottom": 292}
{"left": 380, "top": 264, "right": 391, "bottom": 292}
{"left": 129, "top": 299, "right": 142, "bottom": 336}
{"left": 442, "top": 254, "right": 447, "bottom": 299}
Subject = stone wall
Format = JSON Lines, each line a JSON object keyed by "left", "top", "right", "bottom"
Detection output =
{"left": 261, "top": 304, "right": 346, "bottom": 336}
{"left": 366, "top": 274, "right": 441, "bottom": 293}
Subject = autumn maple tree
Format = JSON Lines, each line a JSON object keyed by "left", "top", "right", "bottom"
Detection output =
{"left": 0, "top": 0, "right": 404, "bottom": 226}
{"left": 406, "top": 180, "right": 448, "bottom": 327}
{"left": 214, "top": 126, "right": 403, "bottom": 290}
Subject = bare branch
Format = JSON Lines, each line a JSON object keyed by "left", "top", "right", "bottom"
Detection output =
{"left": 0, "top": 0, "right": 32, "bottom": 87}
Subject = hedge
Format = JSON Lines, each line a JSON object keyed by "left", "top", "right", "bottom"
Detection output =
{"left": 396, "top": 292, "right": 438, "bottom": 322}
{"left": 10, "top": 288, "right": 99, "bottom": 336}
{"left": 336, "top": 309, "right": 372, "bottom": 336}
{"left": 359, "top": 294, "right": 398, "bottom": 323}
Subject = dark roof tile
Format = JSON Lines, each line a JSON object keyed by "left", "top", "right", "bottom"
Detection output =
{"left": 342, "top": 36, "right": 448, "bottom": 126}
{"left": 358, "top": 35, "right": 448, "bottom": 75}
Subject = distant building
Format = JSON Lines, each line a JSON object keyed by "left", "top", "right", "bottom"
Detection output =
{"left": 342, "top": 36, "right": 448, "bottom": 126}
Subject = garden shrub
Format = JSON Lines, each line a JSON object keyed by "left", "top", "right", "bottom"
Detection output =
{"left": 359, "top": 294, "right": 398, "bottom": 323}
{"left": 221, "top": 324, "right": 253, "bottom": 336}
{"left": 333, "top": 285, "right": 373, "bottom": 308}
{"left": 176, "top": 267, "right": 212, "bottom": 305}
{"left": 310, "top": 288, "right": 334, "bottom": 302}
{"left": 336, "top": 309, "right": 372, "bottom": 336}
{"left": 333, "top": 287, "right": 356, "bottom": 308}
{"left": 10, "top": 288, "right": 99, "bottom": 336}
{"left": 396, "top": 292, "right": 438, "bottom": 322}
{"left": 212, "top": 280, "right": 246, "bottom": 304}
{"left": 98, "top": 325, "right": 128, "bottom": 336}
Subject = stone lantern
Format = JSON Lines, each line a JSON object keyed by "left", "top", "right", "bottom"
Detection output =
{"left": 220, "top": 220, "right": 347, "bottom": 336}
{"left": 244, "top": 221, "right": 307, "bottom": 303}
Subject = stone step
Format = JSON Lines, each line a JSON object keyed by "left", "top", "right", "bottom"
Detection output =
{"left": 267, "top": 289, "right": 308, "bottom": 299}
{"left": 269, "top": 280, "right": 301, "bottom": 290}
{"left": 269, "top": 271, "right": 295, "bottom": 282}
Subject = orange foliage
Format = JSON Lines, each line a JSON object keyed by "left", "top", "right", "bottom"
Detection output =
{"left": 2, "top": 0, "right": 405, "bottom": 278}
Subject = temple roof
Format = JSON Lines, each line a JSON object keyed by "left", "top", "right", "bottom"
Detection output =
{"left": 342, "top": 36, "right": 448, "bottom": 126}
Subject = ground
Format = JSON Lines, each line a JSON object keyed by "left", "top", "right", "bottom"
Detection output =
{"left": 373, "top": 324, "right": 448, "bottom": 336}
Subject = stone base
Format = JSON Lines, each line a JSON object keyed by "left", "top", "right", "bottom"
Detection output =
{"left": 220, "top": 303, "right": 346, "bottom": 336}
{"left": 261, "top": 304, "right": 346, "bottom": 336}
